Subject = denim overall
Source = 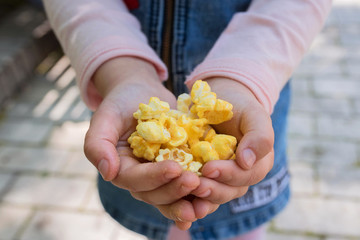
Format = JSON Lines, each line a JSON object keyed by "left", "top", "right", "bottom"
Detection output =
{"left": 98, "top": 1, "right": 291, "bottom": 239}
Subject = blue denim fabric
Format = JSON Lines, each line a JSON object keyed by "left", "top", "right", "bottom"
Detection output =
{"left": 98, "top": 1, "right": 292, "bottom": 239}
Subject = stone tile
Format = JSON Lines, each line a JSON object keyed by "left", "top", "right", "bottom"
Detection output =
{"left": 291, "top": 79, "right": 311, "bottom": 97}
{"left": 317, "top": 116, "right": 360, "bottom": 141}
{"left": 0, "top": 146, "right": 69, "bottom": 172}
{"left": 0, "top": 173, "right": 13, "bottom": 194}
{"left": 114, "top": 223, "right": 147, "bottom": 240}
{"left": 274, "top": 197, "right": 360, "bottom": 237}
{"left": 21, "top": 211, "right": 118, "bottom": 240}
{"left": 345, "top": 62, "right": 360, "bottom": 77}
{"left": 267, "top": 233, "right": 320, "bottom": 240}
{"left": 0, "top": 206, "right": 31, "bottom": 240}
{"left": 47, "top": 121, "right": 89, "bottom": 149}
{"left": 84, "top": 188, "right": 104, "bottom": 213}
{"left": 62, "top": 151, "right": 97, "bottom": 177}
{"left": 0, "top": 118, "right": 53, "bottom": 144}
{"left": 313, "top": 78, "right": 360, "bottom": 99}
{"left": 288, "top": 113, "right": 314, "bottom": 137}
{"left": 355, "top": 99, "right": 360, "bottom": 115}
{"left": 3, "top": 101, "right": 37, "bottom": 118}
{"left": 288, "top": 138, "right": 318, "bottom": 164}
{"left": 289, "top": 162, "right": 316, "bottom": 195}
{"left": 3, "top": 175, "right": 92, "bottom": 208}
{"left": 315, "top": 140, "right": 358, "bottom": 168}
{"left": 294, "top": 61, "right": 343, "bottom": 77}
{"left": 318, "top": 168, "right": 360, "bottom": 199}
{"left": 291, "top": 96, "right": 351, "bottom": 117}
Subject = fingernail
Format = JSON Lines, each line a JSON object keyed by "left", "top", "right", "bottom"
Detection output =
{"left": 98, "top": 159, "right": 109, "bottom": 180}
{"left": 197, "top": 189, "right": 211, "bottom": 198}
{"left": 243, "top": 148, "right": 256, "bottom": 168}
{"left": 206, "top": 170, "right": 220, "bottom": 179}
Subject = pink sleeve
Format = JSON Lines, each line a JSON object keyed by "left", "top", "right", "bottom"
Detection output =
{"left": 185, "top": 0, "right": 332, "bottom": 113}
{"left": 43, "top": 0, "right": 167, "bottom": 111}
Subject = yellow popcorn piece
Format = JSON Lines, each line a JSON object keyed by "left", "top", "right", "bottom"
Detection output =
{"left": 203, "top": 99, "right": 233, "bottom": 125}
{"left": 136, "top": 121, "right": 170, "bottom": 144}
{"left": 177, "top": 93, "right": 192, "bottom": 113}
{"left": 128, "top": 80, "right": 237, "bottom": 175}
{"left": 133, "top": 97, "right": 170, "bottom": 120}
{"left": 211, "top": 134, "right": 237, "bottom": 160}
{"left": 127, "top": 132, "right": 161, "bottom": 161}
{"left": 191, "top": 80, "right": 212, "bottom": 104}
{"left": 177, "top": 115, "right": 207, "bottom": 146}
{"left": 155, "top": 148, "right": 193, "bottom": 170}
{"left": 191, "top": 141, "right": 219, "bottom": 163}
{"left": 188, "top": 161, "right": 203, "bottom": 176}
{"left": 190, "top": 80, "right": 233, "bottom": 124}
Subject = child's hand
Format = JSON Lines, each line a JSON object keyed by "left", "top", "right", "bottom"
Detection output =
{"left": 83, "top": 57, "right": 205, "bottom": 228}
{"left": 191, "top": 77, "right": 275, "bottom": 204}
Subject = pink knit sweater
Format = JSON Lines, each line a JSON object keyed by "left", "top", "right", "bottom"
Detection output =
{"left": 43, "top": 0, "right": 332, "bottom": 113}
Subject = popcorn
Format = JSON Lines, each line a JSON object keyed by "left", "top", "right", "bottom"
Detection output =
{"left": 190, "top": 80, "right": 233, "bottom": 124}
{"left": 133, "top": 97, "right": 170, "bottom": 120}
{"left": 210, "top": 134, "right": 237, "bottom": 160}
{"left": 127, "top": 132, "right": 161, "bottom": 161}
{"left": 136, "top": 121, "right": 170, "bottom": 143}
{"left": 191, "top": 141, "right": 219, "bottom": 163}
{"left": 128, "top": 80, "right": 238, "bottom": 175}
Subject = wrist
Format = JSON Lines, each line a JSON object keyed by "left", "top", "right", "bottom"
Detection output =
{"left": 93, "top": 56, "right": 161, "bottom": 97}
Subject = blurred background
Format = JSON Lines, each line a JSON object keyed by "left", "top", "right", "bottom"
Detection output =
{"left": 0, "top": 0, "right": 359, "bottom": 239}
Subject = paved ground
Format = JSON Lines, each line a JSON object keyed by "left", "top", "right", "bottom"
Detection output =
{"left": 0, "top": 1, "right": 359, "bottom": 239}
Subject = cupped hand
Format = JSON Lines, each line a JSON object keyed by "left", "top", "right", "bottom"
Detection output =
{"left": 191, "top": 77, "right": 275, "bottom": 205}
{"left": 83, "top": 57, "right": 204, "bottom": 229}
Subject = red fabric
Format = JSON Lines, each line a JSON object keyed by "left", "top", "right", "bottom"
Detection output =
{"left": 123, "top": 0, "right": 139, "bottom": 10}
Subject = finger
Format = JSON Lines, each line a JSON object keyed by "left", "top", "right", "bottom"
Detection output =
{"left": 202, "top": 151, "right": 274, "bottom": 187}
{"left": 236, "top": 106, "right": 274, "bottom": 170}
{"left": 156, "top": 199, "right": 197, "bottom": 223}
{"left": 112, "top": 159, "right": 183, "bottom": 192}
{"left": 175, "top": 221, "right": 192, "bottom": 231}
{"left": 131, "top": 171, "right": 200, "bottom": 205}
{"left": 84, "top": 102, "right": 127, "bottom": 181}
{"left": 192, "top": 198, "right": 219, "bottom": 219}
{"left": 191, "top": 178, "right": 249, "bottom": 204}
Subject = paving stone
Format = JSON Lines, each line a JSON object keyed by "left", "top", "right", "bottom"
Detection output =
{"left": 291, "top": 79, "right": 311, "bottom": 97}
{"left": 288, "top": 113, "right": 314, "bottom": 137}
{"left": 62, "top": 151, "right": 97, "bottom": 177}
{"left": 354, "top": 99, "right": 360, "bottom": 115}
{"left": 0, "top": 173, "right": 13, "bottom": 194}
{"left": 274, "top": 197, "right": 360, "bottom": 237}
{"left": 294, "top": 61, "right": 343, "bottom": 77}
{"left": 3, "top": 175, "right": 92, "bottom": 208}
{"left": 47, "top": 121, "right": 89, "bottom": 149}
{"left": 289, "top": 162, "right": 316, "bottom": 195}
{"left": 0, "top": 146, "right": 69, "bottom": 172}
{"left": 318, "top": 168, "right": 360, "bottom": 199}
{"left": 291, "top": 96, "right": 351, "bottom": 117}
{"left": 317, "top": 116, "right": 360, "bottom": 140}
{"left": 114, "top": 223, "right": 147, "bottom": 240}
{"left": 267, "top": 233, "right": 320, "bottom": 240}
{"left": 313, "top": 78, "right": 360, "bottom": 99}
{"left": 0, "top": 118, "right": 53, "bottom": 144}
{"left": 288, "top": 138, "right": 318, "bottom": 164}
{"left": 345, "top": 61, "right": 360, "bottom": 77}
{"left": 309, "top": 140, "right": 357, "bottom": 169}
{"left": 83, "top": 188, "right": 104, "bottom": 213}
{"left": 0, "top": 206, "right": 32, "bottom": 240}
{"left": 20, "top": 211, "right": 118, "bottom": 240}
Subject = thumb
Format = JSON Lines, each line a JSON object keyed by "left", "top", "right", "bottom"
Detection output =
{"left": 84, "top": 102, "right": 125, "bottom": 181}
{"left": 236, "top": 106, "right": 274, "bottom": 170}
